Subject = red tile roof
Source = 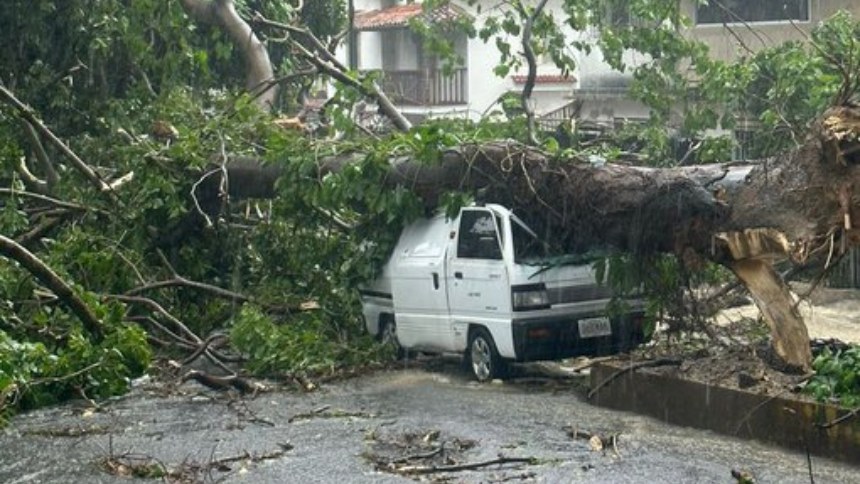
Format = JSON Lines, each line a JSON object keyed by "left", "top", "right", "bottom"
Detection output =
{"left": 354, "top": 3, "right": 468, "bottom": 31}
{"left": 511, "top": 74, "right": 575, "bottom": 84}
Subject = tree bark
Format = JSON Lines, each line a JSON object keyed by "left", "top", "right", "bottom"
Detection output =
{"left": 731, "top": 259, "right": 812, "bottom": 370}
{"left": 518, "top": 0, "right": 550, "bottom": 146}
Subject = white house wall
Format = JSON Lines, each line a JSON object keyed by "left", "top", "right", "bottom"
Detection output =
{"left": 460, "top": 0, "right": 577, "bottom": 119}
{"left": 358, "top": 31, "right": 382, "bottom": 70}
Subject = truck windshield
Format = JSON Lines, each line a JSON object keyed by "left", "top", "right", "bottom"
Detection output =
{"left": 512, "top": 218, "right": 549, "bottom": 264}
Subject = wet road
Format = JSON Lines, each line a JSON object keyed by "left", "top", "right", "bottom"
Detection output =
{"left": 1, "top": 360, "right": 858, "bottom": 483}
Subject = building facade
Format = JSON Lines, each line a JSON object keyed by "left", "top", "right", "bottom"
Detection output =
{"left": 346, "top": 0, "right": 577, "bottom": 123}
{"left": 344, "top": 1, "right": 860, "bottom": 134}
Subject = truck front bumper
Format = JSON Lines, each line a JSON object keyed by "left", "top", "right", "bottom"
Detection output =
{"left": 511, "top": 312, "right": 646, "bottom": 362}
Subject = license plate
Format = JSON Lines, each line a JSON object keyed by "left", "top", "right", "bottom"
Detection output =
{"left": 578, "top": 317, "right": 612, "bottom": 338}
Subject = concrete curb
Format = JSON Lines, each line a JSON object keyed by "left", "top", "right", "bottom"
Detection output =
{"left": 589, "top": 362, "right": 860, "bottom": 464}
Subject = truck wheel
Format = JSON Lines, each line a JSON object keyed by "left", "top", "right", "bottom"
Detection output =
{"left": 468, "top": 328, "right": 506, "bottom": 382}
{"left": 379, "top": 317, "right": 404, "bottom": 359}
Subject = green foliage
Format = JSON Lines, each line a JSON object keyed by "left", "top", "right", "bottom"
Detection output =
{"left": 737, "top": 12, "right": 860, "bottom": 157}
{"left": 300, "top": 0, "right": 347, "bottom": 41}
{"left": 230, "top": 305, "right": 388, "bottom": 376}
{"left": 806, "top": 346, "right": 860, "bottom": 407}
{"left": 594, "top": 253, "right": 732, "bottom": 336}
{"left": 0, "top": 319, "right": 150, "bottom": 414}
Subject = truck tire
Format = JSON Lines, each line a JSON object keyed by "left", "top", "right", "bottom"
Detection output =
{"left": 467, "top": 328, "right": 507, "bottom": 382}
{"left": 379, "top": 316, "right": 404, "bottom": 359}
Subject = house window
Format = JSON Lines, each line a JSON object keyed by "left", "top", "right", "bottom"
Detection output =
{"left": 734, "top": 129, "right": 755, "bottom": 160}
{"left": 696, "top": 0, "right": 810, "bottom": 25}
{"left": 606, "top": 0, "right": 645, "bottom": 27}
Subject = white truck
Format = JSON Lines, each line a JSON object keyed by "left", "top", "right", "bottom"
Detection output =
{"left": 360, "top": 204, "right": 646, "bottom": 381}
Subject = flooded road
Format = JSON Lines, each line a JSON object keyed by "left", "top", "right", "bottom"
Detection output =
{"left": 1, "top": 360, "right": 857, "bottom": 483}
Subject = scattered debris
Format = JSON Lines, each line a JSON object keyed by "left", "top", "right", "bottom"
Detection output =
{"left": 364, "top": 428, "right": 538, "bottom": 479}
{"left": 100, "top": 444, "right": 292, "bottom": 482}
{"left": 731, "top": 468, "right": 756, "bottom": 483}
{"left": 227, "top": 398, "right": 275, "bottom": 428}
{"left": 396, "top": 456, "right": 538, "bottom": 475}
{"left": 23, "top": 424, "right": 111, "bottom": 438}
{"left": 816, "top": 405, "right": 860, "bottom": 429}
{"left": 181, "top": 370, "right": 267, "bottom": 395}
{"left": 737, "top": 371, "right": 759, "bottom": 389}
{"left": 564, "top": 356, "right": 616, "bottom": 373}
{"left": 287, "top": 405, "right": 374, "bottom": 423}
{"left": 562, "top": 425, "right": 621, "bottom": 458}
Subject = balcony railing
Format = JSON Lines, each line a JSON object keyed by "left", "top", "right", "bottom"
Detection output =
{"left": 371, "top": 68, "right": 468, "bottom": 106}
{"left": 537, "top": 101, "right": 581, "bottom": 131}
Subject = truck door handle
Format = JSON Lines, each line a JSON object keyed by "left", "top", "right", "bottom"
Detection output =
{"left": 432, "top": 272, "right": 439, "bottom": 289}
{"left": 454, "top": 271, "right": 463, "bottom": 279}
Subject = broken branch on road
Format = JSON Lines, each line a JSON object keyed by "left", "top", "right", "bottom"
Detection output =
{"left": 396, "top": 456, "right": 539, "bottom": 475}
{"left": 587, "top": 358, "right": 683, "bottom": 400}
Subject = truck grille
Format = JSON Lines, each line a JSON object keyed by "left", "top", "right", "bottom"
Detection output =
{"left": 547, "top": 285, "right": 614, "bottom": 305}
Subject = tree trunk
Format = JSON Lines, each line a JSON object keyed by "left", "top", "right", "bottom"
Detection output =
{"left": 731, "top": 259, "right": 812, "bottom": 370}
{"left": 188, "top": 106, "right": 860, "bottom": 370}
{"left": 178, "top": 0, "right": 277, "bottom": 110}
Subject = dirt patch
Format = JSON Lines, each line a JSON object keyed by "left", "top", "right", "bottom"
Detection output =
{"left": 645, "top": 345, "right": 809, "bottom": 396}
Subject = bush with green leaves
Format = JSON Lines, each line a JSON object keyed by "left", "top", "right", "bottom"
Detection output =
{"left": 0, "top": 321, "right": 150, "bottom": 414}
{"left": 229, "top": 305, "right": 391, "bottom": 376}
{"left": 806, "top": 346, "right": 860, "bottom": 407}
{"left": 595, "top": 252, "right": 733, "bottom": 338}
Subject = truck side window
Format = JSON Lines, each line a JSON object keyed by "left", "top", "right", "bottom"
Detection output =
{"left": 457, "top": 210, "right": 502, "bottom": 260}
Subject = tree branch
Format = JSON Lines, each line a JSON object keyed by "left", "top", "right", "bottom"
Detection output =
{"left": 0, "top": 188, "right": 107, "bottom": 215}
{"left": 0, "top": 235, "right": 103, "bottom": 339}
{"left": 110, "top": 294, "right": 202, "bottom": 344}
{"left": 0, "top": 85, "right": 113, "bottom": 196}
{"left": 126, "top": 275, "right": 249, "bottom": 303}
{"left": 14, "top": 156, "right": 48, "bottom": 194}
{"left": 518, "top": 0, "right": 550, "bottom": 146}
{"left": 251, "top": 12, "right": 412, "bottom": 132}
{"left": 22, "top": 119, "right": 60, "bottom": 190}
{"left": 178, "top": 0, "right": 277, "bottom": 109}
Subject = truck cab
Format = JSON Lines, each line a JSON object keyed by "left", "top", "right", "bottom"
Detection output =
{"left": 360, "top": 204, "right": 646, "bottom": 381}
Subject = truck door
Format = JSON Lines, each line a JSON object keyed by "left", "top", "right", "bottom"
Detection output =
{"left": 446, "top": 208, "right": 511, "bottom": 350}
{"left": 389, "top": 216, "right": 452, "bottom": 352}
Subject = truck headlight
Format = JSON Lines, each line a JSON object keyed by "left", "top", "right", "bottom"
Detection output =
{"left": 512, "top": 284, "right": 549, "bottom": 311}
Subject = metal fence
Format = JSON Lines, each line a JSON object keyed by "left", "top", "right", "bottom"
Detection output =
{"left": 828, "top": 247, "right": 860, "bottom": 288}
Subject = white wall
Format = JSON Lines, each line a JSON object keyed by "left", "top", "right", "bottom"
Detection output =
{"left": 461, "top": 0, "right": 576, "bottom": 119}
{"left": 343, "top": 0, "right": 638, "bottom": 121}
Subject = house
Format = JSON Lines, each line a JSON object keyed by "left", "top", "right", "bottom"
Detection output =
{"left": 345, "top": 1, "right": 860, "bottom": 135}
{"left": 346, "top": 0, "right": 577, "bottom": 123}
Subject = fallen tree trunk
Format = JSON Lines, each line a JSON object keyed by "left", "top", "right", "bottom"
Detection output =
{"left": 180, "top": 106, "right": 860, "bottom": 370}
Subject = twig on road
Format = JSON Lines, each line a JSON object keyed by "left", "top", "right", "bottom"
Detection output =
{"left": 396, "top": 456, "right": 538, "bottom": 475}
{"left": 587, "top": 358, "right": 682, "bottom": 400}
